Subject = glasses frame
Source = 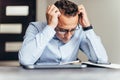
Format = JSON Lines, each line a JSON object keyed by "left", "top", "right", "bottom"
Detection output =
{"left": 55, "top": 24, "right": 80, "bottom": 35}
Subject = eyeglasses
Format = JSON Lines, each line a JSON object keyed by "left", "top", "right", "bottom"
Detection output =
{"left": 55, "top": 25, "right": 80, "bottom": 35}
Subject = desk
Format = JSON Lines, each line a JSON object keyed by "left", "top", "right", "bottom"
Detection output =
{"left": 0, "top": 66, "right": 120, "bottom": 80}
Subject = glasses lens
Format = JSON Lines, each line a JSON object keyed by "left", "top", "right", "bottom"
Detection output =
{"left": 58, "top": 31, "right": 66, "bottom": 34}
{"left": 55, "top": 26, "right": 79, "bottom": 35}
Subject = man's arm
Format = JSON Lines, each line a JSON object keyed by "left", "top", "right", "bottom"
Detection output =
{"left": 19, "top": 22, "right": 56, "bottom": 65}
{"left": 79, "top": 29, "right": 108, "bottom": 63}
{"left": 78, "top": 5, "right": 108, "bottom": 63}
{"left": 19, "top": 5, "right": 61, "bottom": 65}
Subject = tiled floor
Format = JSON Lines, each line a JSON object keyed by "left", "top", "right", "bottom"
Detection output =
{"left": 0, "top": 61, "right": 19, "bottom": 66}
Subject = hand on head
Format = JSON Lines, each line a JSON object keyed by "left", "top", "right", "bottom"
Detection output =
{"left": 46, "top": 4, "right": 90, "bottom": 28}
{"left": 46, "top": 5, "right": 61, "bottom": 28}
{"left": 78, "top": 5, "right": 90, "bottom": 27}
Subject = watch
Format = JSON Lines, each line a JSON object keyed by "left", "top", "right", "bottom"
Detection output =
{"left": 83, "top": 25, "right": 93, "bottom": 31}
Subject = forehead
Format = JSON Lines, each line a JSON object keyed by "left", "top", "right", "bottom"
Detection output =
{"left": 58, "top": 14, "right": 78, "bottom": 29}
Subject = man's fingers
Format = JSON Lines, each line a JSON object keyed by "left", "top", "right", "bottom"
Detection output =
{"left": 47, "top": 5, "right": 51, "bottom": 11}
{"left": 47, "top": 4, "right": 61, "bottom": 17}
{"left": 78, "top": 4, "right": 84, "bottom": 9}
{"left": 52, "top": 7, "right": 60, "bottom": 14}
{"left": 78, "top": 4, "right": 85, "bottom": 14}
{"left": 56, "top": 10, "right": 61, "bottom": 17}
{"left": 48, "top": 5, "right": 57, "bottom": 14}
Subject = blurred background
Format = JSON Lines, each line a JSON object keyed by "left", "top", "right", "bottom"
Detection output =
{"left": 0, "top": 0, "right": 120, "bottom": 66}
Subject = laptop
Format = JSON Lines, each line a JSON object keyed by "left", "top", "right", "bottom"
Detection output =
{"left": 22, "top": 60, "right": 87, "bottom": 69}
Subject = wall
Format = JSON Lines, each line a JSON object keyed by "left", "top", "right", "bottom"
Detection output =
{"left": 37, "top": 0, "right": 120, "bottom": 64}
{"left": 36, "top": 0, "right": 47, "bottom": 22}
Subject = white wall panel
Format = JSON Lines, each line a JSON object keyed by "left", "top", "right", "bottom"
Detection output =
{"left": 5, "top": 42, "right": 22, "bottom": 52}
{"left": 6, "top": 6, "right": 29, "bottom": 16}
{"left": 0, "top": 24, "right": 22, "bottom": 34}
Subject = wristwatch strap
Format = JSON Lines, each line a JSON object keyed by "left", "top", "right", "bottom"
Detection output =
{"left": 83, "top": 25, "right": 93, "bottom": 31}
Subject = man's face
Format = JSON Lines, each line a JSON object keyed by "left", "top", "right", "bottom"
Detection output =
{"left": 55, "top": 14, "right": 79, "bottom": 43}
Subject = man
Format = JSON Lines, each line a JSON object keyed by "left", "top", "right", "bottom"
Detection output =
{"left": 19, "top": 0, "right": 108, "bottom": 65}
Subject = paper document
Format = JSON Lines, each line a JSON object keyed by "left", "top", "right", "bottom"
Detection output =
{"left": 82, "top": 62, "right": 120, "bottom": 69}
{"left": 60, "top": 61, "right": 120, "bottom": 69}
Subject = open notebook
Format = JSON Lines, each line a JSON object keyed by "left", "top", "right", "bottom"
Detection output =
{"left": 22, "top": 60, "right": 120, "bottom": 69}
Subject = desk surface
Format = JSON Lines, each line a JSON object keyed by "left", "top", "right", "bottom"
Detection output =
{"left": 0, "top": 66, "right": 120, "bottom": 80}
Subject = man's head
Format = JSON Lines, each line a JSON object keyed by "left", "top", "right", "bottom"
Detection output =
{"left": 54, "top": 0, "right": 79, "bottom": 43}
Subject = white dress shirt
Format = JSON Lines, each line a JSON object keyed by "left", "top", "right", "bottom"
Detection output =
{"left": 19, "top": 22, "right": 108, "bottom": 65}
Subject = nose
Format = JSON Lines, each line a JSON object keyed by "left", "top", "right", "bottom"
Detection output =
{"left": 65, "top": 32, "right": 72, "bottom": 40}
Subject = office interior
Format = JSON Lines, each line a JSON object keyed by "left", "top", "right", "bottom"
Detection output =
{"left": 0, "top": 0, "right": 120, "bottom": 66}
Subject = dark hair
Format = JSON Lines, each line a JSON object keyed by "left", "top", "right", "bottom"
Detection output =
{"left": 54, "top": 0, "right": 78, "bottom": 16}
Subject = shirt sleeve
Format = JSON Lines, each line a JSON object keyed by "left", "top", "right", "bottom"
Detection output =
{"left": 18, "top": 22, "right": 56, "bottom": 65}
{"left": 79, "top": 29, "right": 108, "bottom": 63}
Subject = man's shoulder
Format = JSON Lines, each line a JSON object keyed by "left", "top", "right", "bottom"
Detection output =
{"left": 30, "top": 22, "right": 47, "bottom": 27}
{"left": 28, "top": 22, "right": 47, "bottom": 31}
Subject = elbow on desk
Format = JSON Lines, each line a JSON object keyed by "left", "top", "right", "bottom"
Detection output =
{"left": 89, "top": 56, "right": 108, "bottom": 64}
{"left": 19, "top": 58, "right": 35, "bottom": 65}
{"left": 18, "top": 51, "right": 35, "bottom": 65}
{"left": 19, "top": 59, "right": 34, "bottom": 66}
{"left": 97, "top": 58, "right": 109, "bottom": 64}
{"left": 94, "top": 53, "right": 109, "bottom": 64}
{"left": 97, "top": 54, "right": 109, "bottom": 64}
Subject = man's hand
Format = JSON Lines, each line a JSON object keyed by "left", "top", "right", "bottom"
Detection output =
{"left": 46, "top": 5, "right": 61, "bottom": 28}
{"left": 78, "top": 5, "right": 90, "bottom": 27}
